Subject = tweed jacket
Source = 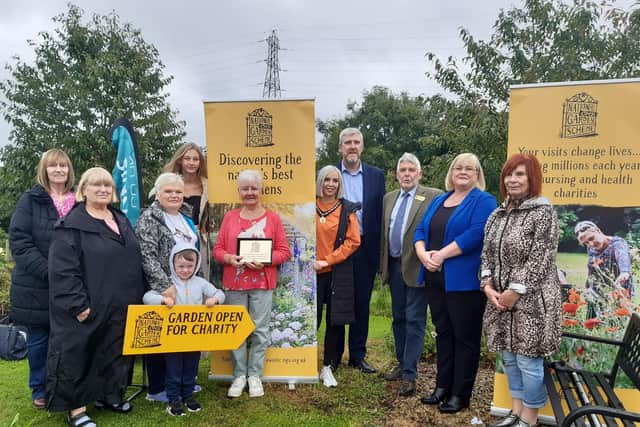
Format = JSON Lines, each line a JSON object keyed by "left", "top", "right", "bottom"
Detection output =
{"left": 481, "top": 197, "right": 562, "bottom": 358}
{"left": 380, "top": 185, "right": 442, "bottom": 288}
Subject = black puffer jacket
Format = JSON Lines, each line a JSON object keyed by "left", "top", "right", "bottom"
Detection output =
{"left": 9, "top": 185, "right": 61, "bottom": 327}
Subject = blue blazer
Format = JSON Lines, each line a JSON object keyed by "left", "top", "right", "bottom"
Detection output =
{"left": 338, "top": 161, "right": 385, "bottom": 269}
{"left": 413, "top": 188, "right": 496, "bottom": 291}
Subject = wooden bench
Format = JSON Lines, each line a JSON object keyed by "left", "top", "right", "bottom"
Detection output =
{"left": 544, "top": 312, "right": 640, "bottom": 427}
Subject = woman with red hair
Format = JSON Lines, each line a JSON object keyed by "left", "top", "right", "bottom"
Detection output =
{"left": 481, "top": 154, "right": 561, "bottom": 427}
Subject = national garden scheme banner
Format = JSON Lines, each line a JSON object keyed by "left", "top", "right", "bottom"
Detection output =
{"left": 204, "top": 99, "right": 317, "bottom": 384}
{"left": 494, "top": 79, "right": 640, "bottom": 420}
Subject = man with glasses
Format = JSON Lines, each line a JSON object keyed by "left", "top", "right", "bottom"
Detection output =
{"left": 336, "top": 127, "right": 385, "bottom": 373}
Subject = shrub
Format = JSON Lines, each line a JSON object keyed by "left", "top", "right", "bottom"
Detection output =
{"left": 0, "top": 228, "right": 12, "bottom": 319}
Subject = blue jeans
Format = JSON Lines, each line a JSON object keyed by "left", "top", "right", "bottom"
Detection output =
{"left": 389, "top": 258, "right": 428, "bottom": 380}
{"left": 165, "top": 352, "right": 199, "bottom": 402}
{"left": 27, "top": 326, "right": 48, "bottom": 399}
{"left": 502, "top": 351, "right": 547, "bottom": 408}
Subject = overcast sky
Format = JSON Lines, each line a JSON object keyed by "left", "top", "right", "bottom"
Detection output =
{"left": 0, "top": 0, "right": 520, "bottom": 149}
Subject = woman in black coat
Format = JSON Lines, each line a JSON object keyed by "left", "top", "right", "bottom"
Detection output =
{"left": 47, "top": 168, "right": 145, "bottom": 426}
{"left": 9, "top": 148, "right": 75, "bottom": 410}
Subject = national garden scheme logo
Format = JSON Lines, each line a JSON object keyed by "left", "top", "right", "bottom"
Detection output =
{"left": 561, "top": 92, "right": 598, "bottom": 138}
{"left": 246, "top": 108, "right": 274, "bottom": 147}
{"left": 132, "top": 310, "right": 163, "bottom": 348}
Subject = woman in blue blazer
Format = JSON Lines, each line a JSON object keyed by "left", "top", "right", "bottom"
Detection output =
{"left": 413, "top": 153, "right": 496, "bottom": 413}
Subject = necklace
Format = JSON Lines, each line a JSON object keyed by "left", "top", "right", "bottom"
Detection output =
{"left": 316, "top": 200, "right": 342, "bottom": 224}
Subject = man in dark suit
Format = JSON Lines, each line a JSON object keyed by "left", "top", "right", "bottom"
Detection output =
{"left": 336, "top": 127, "right": 385, "bottom": 373}
{"left": 380, "top": 153, "right": 441, "bottom": 396}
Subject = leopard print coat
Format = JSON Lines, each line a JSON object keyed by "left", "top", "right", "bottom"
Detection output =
{"left": 481, "top": 197, "right": 562, "bottom": 358}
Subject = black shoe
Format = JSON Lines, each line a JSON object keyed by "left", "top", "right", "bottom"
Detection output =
{"left": 421, "top": 387, "right": 449, "bottom": 405}
{"left": 183, "top": 397, "right": 201, "bottom": 413}
{"left": 488, "top": 411, "right": 520, "bottom": 427}
{"left": 438, "top": 395, "right": 469, "bottom": 413}
{"left": 166, "top": 400, "right": 186, "bottom": 417}
{"left": 383, "top": 365, "right": 402, "bottom": 381}
{"left": 95, "top": 400, "right": 132, "bottom": 413}
{"left": 398, "top": 380, "right": 416, "bottom": 397}
{"left": 348, "top": 358, "right": 377, "bottom": 374}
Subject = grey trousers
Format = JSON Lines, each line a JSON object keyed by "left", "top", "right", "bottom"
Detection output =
{"left": 225, "top": 289, "right": 273, "bottom": 378}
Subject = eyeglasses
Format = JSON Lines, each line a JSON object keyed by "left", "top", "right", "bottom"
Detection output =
{"left": 453, "top": 166, "right": 477, "bottom": 173}
{"left": 173, "top": 229, "right": 193, "bottom": 243}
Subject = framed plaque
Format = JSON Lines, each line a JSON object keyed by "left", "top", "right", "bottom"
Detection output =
{"left": 237, "top": 238, "right": 273, "bottom": 264}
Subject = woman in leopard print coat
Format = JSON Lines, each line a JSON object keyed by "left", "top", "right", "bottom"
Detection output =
{"left": 480, "top": 154, "right": 561, "bottom": 427}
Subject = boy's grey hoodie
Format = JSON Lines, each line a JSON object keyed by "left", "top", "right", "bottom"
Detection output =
{"left": 143, "top": 241, "right": 225, "bottom": 305}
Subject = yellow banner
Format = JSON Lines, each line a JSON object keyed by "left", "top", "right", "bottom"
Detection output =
{"left": 210, "top": 347, "right": 318, "bottom": 378}
{"left": 504, "top": 79, "right": 640, "bottom": 419}
{"left": 508, "top": 80, "right": 640, "bottom": 206}
{"left": 204, "top": 99, "right": 318, "bottom": 383}
{"left": 122, "top": 305, "right": 254, "bottom": 355}
{"left": 204, "top": 100, "right": 315, "bottom": 204}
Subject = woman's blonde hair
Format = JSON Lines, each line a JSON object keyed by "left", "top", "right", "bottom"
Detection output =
{"left": 444, "top": 153, "right": 486, "bottom": 191}
{"left": 75, "top": 167, "right": 118, "bottom": 203}
{"left": 36, "top": 149, "right": 75, "bottom": 193}
{"left": 163, "top": 142, "right": 207, "bottom": 178}
{"left": 316, "top": 165, "right": 344, "bottom": 199}
{"left": 149, "top": 172, "right": 184, "bottom": 199}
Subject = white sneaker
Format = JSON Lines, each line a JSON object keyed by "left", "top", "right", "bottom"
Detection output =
{"left": 247, "top": 376, "right": 264, "bottom": 397}
{"left": 227, "top": 376, "right": 247, "bottom": 398}
{"left": 319, "top": 365, "right": 338, "bottom": 387}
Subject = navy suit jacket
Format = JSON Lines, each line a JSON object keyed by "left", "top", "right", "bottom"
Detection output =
{"left": 338, "top": 161, "right": 386, "bottom": 270}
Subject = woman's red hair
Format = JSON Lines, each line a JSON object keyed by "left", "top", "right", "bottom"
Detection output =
{"left": 499, "top": 153, "right": 542, "bottom": 198}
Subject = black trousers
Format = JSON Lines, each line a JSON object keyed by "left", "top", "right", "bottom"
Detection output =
{"left": 425, "top": 273, "right": 486, "bottom": 400}
{"left": 145, "top": 354, "right": 166, "bottom": 394}
{"left": 317, "top": 272, "right": 344, "bottom": 367}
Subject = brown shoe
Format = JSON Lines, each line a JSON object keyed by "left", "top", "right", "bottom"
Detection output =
{"left": 398, "top": 380, "right": 416, "bottom": 397}
{"left": 383, "top": 365, "right": 402, "bottom": 381}
{"left": 32, "top": 397, "right": 47, "bottom": 410}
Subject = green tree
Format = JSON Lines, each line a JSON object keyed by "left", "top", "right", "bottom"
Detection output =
{"left": 427, "top": 0, "right": 640, "bottom": 108}
{"left": 317, "top": 86, "right": 441, "bottom": 187}
{"left": 0, "top": 4, "right": 185, "bottom": 228}
{"left": 316, "top": 87, "right": 506, "bottom": 194}
{"left": 418, "top": 0, "right": 640, "bottom": 195}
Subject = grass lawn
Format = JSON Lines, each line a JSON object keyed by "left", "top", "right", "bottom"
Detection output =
{"left": 557, "top": 251, "right": 587, "bottom": 288}
{"left": 0, "top": 309, "right": 396, "bottom": 427}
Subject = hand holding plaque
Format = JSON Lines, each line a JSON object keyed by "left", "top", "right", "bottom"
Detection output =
{"left": 237, "top": 238, "right": 273, "bottom": 264}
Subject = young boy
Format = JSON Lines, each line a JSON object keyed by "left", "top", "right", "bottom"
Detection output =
{"left": 143, "top": 242, "right": 225, "bottom": 417}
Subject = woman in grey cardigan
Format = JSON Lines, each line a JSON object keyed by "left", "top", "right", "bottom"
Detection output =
{"left": 480, "top": 154, "right": 561, "bottom": 427}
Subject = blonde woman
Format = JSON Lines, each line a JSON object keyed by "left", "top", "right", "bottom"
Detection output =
{"left": 47, "top": 167, "right": 145, "bottom": 426}
{"left": 164, "top": 143, "right": 211, "bottom": 279}
{"left": 414, "top": 153, "right": 496, "bottom": 412}
{"left": 9, "top": 148, "right": 75, "bottom": 410}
